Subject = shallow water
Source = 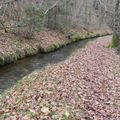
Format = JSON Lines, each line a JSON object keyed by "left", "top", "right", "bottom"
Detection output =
{"left": 0, "top": 38, "right": 96, "bottom": 94}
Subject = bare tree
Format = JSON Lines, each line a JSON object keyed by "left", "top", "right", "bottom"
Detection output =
{"left": 0, "top": 0, "right": 114, "bottom": 39}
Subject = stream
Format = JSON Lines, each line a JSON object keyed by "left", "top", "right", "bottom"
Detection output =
{"left": 0, "top": 38, "right": 96, "bottom": 94}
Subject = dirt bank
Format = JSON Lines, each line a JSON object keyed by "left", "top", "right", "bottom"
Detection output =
{"left": 0, "top": 29, "right": 112, "bottom": 66}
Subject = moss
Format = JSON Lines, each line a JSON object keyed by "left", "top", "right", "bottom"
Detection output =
{"left": 0, "top": 57, "right": 5, "bottom": 65}
{"left": 70, "top": 33, "right": 88, "bottom": 41}
{"left": 70, "top": 34, "right": 78, "bottom": 41}
{"left": 54, "top": 43, "right": 60, "bottom": 49}
{"left": 111, "top": 33, "right": 119, "bottom": 48}
{"left": 88, "top": 32, "right": 95, "bottom": 38}
{"left": 79, "top": 34, "right": 86, "bottom": 40}
{"left": 42, "top": 42, "right": 69, "bottom": 53}
{"left": 42, "top": 45, "right": 55, "bottom": 53}
{"left": 0, "top": 55, "right": 14, "bottom": 65}
{"left": 25, "top": 47, "right": 38, "bottom": 56}
{"left": 70, "top": 32, "right": 103, "bottom": 41}
{"left": 89, "top": 32, "right": 99, "bottom": 38}
{"left": 70, "top": 32, "right": 100, "bottom": 42}
{"left": 16, "top": 51, "right": 22, "bottom": 59}
{"left": 49, "top": 45, "right": 56, "bottom": 52}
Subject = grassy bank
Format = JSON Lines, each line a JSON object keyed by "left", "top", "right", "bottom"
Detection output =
{"left": 0, "top": 30, "right": 112, "bottom": 66}
{"left": 40, "top": 30, "right": 112, "bottom": 53}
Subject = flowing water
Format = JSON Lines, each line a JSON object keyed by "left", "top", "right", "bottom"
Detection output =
{"left": 0, "top": 38, "right": 97, "bottom": 94}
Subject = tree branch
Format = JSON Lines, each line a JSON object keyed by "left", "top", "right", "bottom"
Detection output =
{"left": 95, "top": 0, "right": 114, "bottom": 14}
{"left": 43, "top": 0, "right": 61, "bottom": 15}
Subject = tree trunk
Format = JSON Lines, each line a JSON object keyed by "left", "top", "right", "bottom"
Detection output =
{"left": 115, "top": 0, "right": 120, "bottom": 12}
{"left": 113, "top": 0, "right": 120, "bottom": 47}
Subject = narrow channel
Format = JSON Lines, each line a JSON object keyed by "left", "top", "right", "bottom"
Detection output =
{"left": 0, "top": 38, "right": 96, "bottom": 94}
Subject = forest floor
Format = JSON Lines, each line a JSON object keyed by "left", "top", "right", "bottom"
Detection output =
{"left": 0, "top": 36, "right": 120, "bottom": 120}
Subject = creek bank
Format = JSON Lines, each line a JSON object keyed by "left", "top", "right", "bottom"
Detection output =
{"left": 0, "top": 29, "right": 112, "bottom": 66}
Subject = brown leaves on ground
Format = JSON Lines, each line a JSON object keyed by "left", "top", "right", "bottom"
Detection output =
{"left": 0, "top": 36, "right": 120, "bottom": 120}
{"left": 35, "top": 29, "right": 67, "bottom": 50}
{"left": 0, "top": 30, "right": 66, "bottom": 64}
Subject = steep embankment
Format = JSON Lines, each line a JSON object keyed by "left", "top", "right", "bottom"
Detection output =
{"left": 0, "top": 36, "right": 119, "bottom": 120}
{"left": 0, "top": 29, "right": 111, "bottom": 66}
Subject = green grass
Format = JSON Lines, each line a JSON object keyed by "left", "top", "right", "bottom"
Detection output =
{"left": 0, "top": 57, "right": 5, "bottom": 65}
